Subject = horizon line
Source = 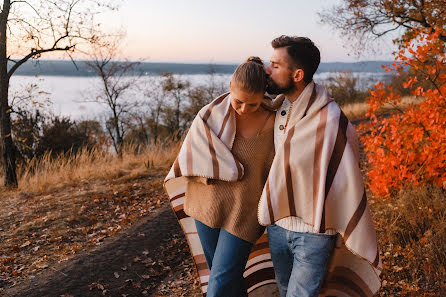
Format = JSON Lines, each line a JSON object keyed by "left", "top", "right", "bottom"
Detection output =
{"left": 17, "top": 58, "right": 393, "bottom": 65}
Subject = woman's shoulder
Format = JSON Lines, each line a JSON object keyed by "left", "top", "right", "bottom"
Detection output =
{"left": 262, "top": 109, "right": 275, "bottom": 131}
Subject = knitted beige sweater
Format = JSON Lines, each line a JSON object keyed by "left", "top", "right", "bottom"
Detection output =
{"left": 184, "top": 129, "right": 274, "bottom": 243}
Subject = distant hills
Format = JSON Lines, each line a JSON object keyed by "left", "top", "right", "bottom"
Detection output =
{"left": 10, "top": 60, "right": 392, "bottom": 76}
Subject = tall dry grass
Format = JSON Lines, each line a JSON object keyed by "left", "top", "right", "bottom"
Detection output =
{"left": 373, "top": 184, "right": 446, "bottom": 295}
{"left": 341, "top": 96, "right": 423, "bottom": 121}
{"left": 1, "top": 139, "right": 181, "bottom": 194}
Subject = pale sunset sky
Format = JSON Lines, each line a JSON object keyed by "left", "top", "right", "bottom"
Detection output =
{"left": 93, "top": 0, "right": 396, "bottom": 63}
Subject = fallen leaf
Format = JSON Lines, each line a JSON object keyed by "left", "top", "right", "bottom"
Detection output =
{"left": 114, "top": 272, "right": 120, "bottom": 278}
{"left": 20, "top": 241, "right": 32, "bottom": 248}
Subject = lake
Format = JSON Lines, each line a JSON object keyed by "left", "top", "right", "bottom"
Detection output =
{"left": 10, "top": 72, "right": 391, "bottom": 120}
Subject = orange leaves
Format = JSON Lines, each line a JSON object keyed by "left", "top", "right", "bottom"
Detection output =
{"left": 361, "top": 29, "right": 446, "bottom": 197}
{"left": 402, "top": 76, "right": 418, "bottom": 89}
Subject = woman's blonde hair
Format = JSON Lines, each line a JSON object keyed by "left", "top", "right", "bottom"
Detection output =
{"left": 231, "top": 56, "right": 267, "bottom": 94}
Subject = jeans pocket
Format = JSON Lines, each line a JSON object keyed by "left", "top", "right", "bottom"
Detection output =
{"left": 296, "top": 233, "right": 336, "bottom": 266}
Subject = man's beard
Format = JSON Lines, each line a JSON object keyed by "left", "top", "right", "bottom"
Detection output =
{"left": 266, "top": 75, "right": 295, "bottom": 95}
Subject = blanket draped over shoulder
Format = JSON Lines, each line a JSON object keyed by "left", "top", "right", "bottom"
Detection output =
{"left": 164, "top": 86, "right": 382, "bottom": 296}
{"left": 258, "top": 82, "right": 382, "bottom": 296}
{"left": 164, "top": 93, "right": 277, "bottom": 295}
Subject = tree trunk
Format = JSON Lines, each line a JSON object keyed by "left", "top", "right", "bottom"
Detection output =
{"left": 113, "top": 114, "right": 122, "bottom": 156}
{"left": 0, "top": 0, "right": 17, "bottom": 187}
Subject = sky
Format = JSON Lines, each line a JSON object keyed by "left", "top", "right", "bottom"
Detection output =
{"left": 80, "top": 0, "right": 396, "bottom": 64}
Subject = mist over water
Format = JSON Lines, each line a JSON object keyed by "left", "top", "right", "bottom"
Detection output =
{"left": 10, "top": 72, "right": 391, "bottom": 120}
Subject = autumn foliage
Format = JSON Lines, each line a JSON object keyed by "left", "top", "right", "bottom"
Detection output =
{"left": 361, "top": 28, "right": 446, "bottom": 197}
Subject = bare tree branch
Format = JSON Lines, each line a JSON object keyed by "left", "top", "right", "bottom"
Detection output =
{"left": 7, "top": 45, "right": 74, "bottom": 79}
{"left": 10, "top": 0, "right": 41, "bottom": 17}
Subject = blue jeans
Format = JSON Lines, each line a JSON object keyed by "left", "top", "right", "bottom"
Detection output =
{"left": 267, "top": 224, "right": 336, "bottom": 297}
{"left": 195, "top": 220, "right": 253, "bottom": 297}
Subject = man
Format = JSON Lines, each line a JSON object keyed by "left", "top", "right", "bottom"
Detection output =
{"left": 257, "top": 36, "right": 381, "bottom": 297}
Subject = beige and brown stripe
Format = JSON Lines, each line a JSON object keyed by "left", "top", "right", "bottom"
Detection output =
{"left": 164, "top": 93, "right": 276, "bottom": 296}
{"left": 166, "top": 85, "right": 382, "bottom": 296}
{"left": 257, "top": 82, "right": 382, "bottom": 296}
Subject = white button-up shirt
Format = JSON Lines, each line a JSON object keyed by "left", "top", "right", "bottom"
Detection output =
{"left": 274, "top": 98, "right": 292, "bottom": 151}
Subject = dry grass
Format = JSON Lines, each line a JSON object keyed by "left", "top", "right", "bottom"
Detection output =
{"left": 341, "top": 96, "right": 423, "bottom": 121}
{"left": 1, "top": 139, "right": 180, "bottom": 195}
{"left": 372, "top": 184, "right": 446, "bottom": 296}
{"left": 0, "top": 140, "right": 180, "bottom": 289}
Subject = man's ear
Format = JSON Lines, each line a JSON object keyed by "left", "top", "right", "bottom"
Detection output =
{"left": 229, "top": 80, "right": 232, "bottom": 91}
{"left": 292, "top": 69, "right": 305, "bottom": 83}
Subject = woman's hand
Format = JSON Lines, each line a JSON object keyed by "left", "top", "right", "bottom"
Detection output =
{"left": 261, "top": 94, "right": 285, "bottom": 111}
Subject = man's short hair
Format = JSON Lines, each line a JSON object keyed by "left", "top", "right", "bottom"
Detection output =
{"left": 271, "top": 36, "right": 320, "bottom": 83}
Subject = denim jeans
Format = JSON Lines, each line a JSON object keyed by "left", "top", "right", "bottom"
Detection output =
{"left": 267, "top": 224, "right": 336, "bottom": 297}
{"left": 195, "top": 220, "right": 253, "bottom": 297}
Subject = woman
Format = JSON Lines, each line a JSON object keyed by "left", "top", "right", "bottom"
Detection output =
{"left": 164, "top": 57, "right": 276, "bottom": 297}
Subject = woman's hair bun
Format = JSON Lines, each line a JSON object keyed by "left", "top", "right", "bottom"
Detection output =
{"left": 246, "top": 56, "right": 264, "bottom": 66}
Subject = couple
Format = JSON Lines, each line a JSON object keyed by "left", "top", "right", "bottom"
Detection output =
{"left": 164, "top": 36, "right": 382, "bottom": 297}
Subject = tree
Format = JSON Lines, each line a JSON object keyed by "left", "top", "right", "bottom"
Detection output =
{"left": 36, "top": 116, "right": 91, "bottom": 157}
{"left": 203, "top": 64, "right": 227, "bottom": 103}
{"left": 85, "top": 38, "right": 141, "bottom": 155}
{"left": 319, "top": 0, "right": 446, "bottom": 53}
{"left": 142, "top": 76, "right": 167, "bottom": 144}
{"left": 9, "top": 81, "right": 50, "bottom": 163}
{"left": 0, "top": 0, "right": 118, "bottom": 187}
{"left": 161, "top": 72, "right": 190, "bottom": 139}
{"left": 360, "top": 29, "right": 445, "bottom": 196}
{"left": 325, "top": 71, "right": 368, "bottom": 106}
{"left": 321, "top": 1, "right": 446, "bottom": 197}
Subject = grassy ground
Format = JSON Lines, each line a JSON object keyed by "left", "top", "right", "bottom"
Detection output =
{"left": 371, "top": 186, "right": 446, "bottom": 296}
{"left": 340, "top": 96, "right": 422, "bottom": 121}
{"left": 0, "top": 114, "right": 445, "bottom": 296}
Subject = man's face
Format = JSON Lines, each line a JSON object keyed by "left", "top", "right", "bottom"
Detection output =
{"left": 265, "top": 47, "right": 296, "bottom": 95}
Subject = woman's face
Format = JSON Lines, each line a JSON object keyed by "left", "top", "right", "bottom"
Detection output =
{"left": 229, "top": 83, "right": 264, "bottom": 116}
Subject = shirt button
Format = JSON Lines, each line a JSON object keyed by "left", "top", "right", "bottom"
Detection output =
{"left": 281, "top": 110, "right": 286, "bottom": 116}
{"left": 279, "top": 125, "right": 285, "bottom": 130}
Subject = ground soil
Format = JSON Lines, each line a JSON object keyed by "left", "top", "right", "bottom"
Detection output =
{"left": 0, "top": 169, "right": 203, "bottom": 297}
{"left": 2, "top": 205, "right": 201, "bottom": 297}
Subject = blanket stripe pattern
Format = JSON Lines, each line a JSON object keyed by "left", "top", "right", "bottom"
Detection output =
{"left": 164, "top": 92, "right": 277, "bottom": 295}
{"left": 165, "top": 84, "right": 382, "bottom": 296}
{"left": 258, "top": 83, "right": 382, "bottom": 296}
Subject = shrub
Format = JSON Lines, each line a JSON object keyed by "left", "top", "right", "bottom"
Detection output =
{"left": 325, "top": 71, "right": 369, "bottom": 106}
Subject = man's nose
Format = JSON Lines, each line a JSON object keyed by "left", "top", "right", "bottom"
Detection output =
{"left": 265, "top": 65, "right": 272, "bottom": 75}
{"left": 241, "top": 105, "right": 248, "bottom": 113}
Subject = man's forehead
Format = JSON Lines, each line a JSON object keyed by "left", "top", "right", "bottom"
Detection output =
{"left": 270, "top": 48, "right": 288, "bottom": 64}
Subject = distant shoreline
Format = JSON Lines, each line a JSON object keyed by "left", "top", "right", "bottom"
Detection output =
{"left": 10, "top": 60, "right": 394, "bottom": 77}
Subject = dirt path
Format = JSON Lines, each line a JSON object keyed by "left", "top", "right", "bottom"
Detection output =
{"left": 3, "top": 206, "right": 201, "bottom": 297}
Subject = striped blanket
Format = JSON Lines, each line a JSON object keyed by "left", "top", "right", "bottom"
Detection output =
{"left": 258, "top": 82, "right": 382, "bottom": 296}
{"left": 164, "top": 92, "right": 277, "bottom": 296}
{"left": 164, "top": 86, "right": 382, "bottom": 296}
